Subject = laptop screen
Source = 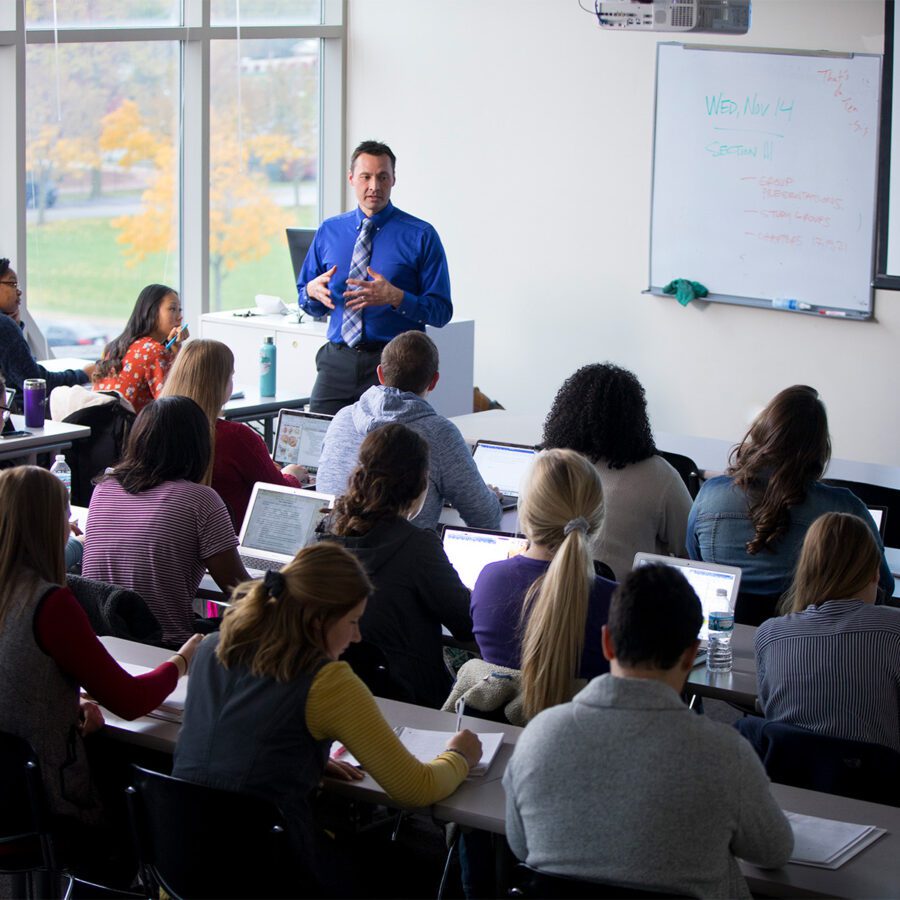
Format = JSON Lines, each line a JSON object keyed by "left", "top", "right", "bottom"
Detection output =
{"left": 273, "top": 410, "right": 332, "bottom": 469}
{"left": 471, "top": 442, "right": 536, "bottom": 497}
{"left": 632, "top": 553, "right": 742, "bottom": 641}
{"left": 240, "top": 486, "right": 331, "bottom": 559}
{"left": 868, "top": 505, "right": 888, "bottom": 540}
{"left": 442, "top": 526, "right": 528, "bottom": 590}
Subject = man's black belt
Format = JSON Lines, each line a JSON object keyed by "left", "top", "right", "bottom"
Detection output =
{"left": 335, "top": 340, "right": 388, "bottom": 354}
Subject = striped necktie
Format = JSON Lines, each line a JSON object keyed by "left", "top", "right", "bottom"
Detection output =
{"left": 341, "top": 218, "right": 376, "bottom": 347}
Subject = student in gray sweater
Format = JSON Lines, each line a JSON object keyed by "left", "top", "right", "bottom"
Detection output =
{"left": 504, "top": 565, "right": 793, "bottom": 899}
{"left": 315, "top": 331, "right": 501, "bottom": 533}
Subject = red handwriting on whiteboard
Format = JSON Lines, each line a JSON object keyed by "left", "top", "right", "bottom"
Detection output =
{"left": 816, "top": 68, "right": 869, "bottom": 137}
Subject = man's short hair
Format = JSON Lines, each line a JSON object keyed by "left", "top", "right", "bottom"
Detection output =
{"left": 607, "top": 565, "right": 702, "bottom": 669}
{"left": 380, "top": 331, "right": 439, "bottom": 395}
{"left": 350, "top": 140, "right": 396, "bottom": 174}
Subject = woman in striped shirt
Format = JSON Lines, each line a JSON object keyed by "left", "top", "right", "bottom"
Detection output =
{"left": 173, "top": 541, "right": 481, "bottom": 893}
{"left": 83, "top": 396, "right": 249, "bottom": 647}
{"left": 755, "top": 512, "right": 900, "bottom": 754}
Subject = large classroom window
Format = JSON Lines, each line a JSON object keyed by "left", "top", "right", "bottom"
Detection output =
{"left": 1, "top": 0, "right": 345, "bottom": 356}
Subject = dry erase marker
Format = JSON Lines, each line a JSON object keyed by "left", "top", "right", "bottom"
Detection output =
{"left": 164, "top": 326, "right": 184, "bottom": 350}
{"left": 772, "top": 298, "right": 812, "bottom": 311}
{"left": 455, "top": 697, "right": 466, "bottom": 731}
{"left": 818, "top": 309, "right": 848, "bottom": 317}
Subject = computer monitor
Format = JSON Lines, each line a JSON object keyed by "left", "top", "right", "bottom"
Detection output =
{"left": 286, "top": 228, "right": 317, "bottom": 284}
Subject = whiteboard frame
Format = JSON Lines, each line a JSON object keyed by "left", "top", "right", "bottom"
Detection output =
{"left": 647, "top": 42, "right": 881, "bottom": 321}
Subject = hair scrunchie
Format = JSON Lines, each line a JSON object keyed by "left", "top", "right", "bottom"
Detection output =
{"left": 264, "top": 570, "right": 286, "bottom": 599}
{"left": 563, "top": 517, "right": 589, "bottom": 537}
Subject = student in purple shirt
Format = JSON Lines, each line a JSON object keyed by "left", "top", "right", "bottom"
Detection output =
{"left": 470, "top": 449, "right": 616, "bottom": 720}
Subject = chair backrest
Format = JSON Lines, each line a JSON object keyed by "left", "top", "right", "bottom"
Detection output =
{"left": 509, "top": 863, "right": 690, "bottom": 899}
{"left": 66, "top": 575, "right": 162, "bottom": 644}
{"left": 736, "top": 717, "right": 900, "bottom": 806}
{"left": 126, "top": 766, "right": 311, "bottom": 899}
{"left": 657, "top": 450, "right": 703, "bottom": 499}
{"left": 61, "top": 403, "right": 135, "bottom": 507}
{"left": 733, "top": 591, "right": 785, "bottom": 627}
{"left": 0, "top": 730, "right": 56, "bottom": 874}
{"left": 340, "top": 640, "right": 398, "bottom": 700}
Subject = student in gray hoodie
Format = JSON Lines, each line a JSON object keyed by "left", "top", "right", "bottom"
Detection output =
{"left": 315, "top": 331, "right": 502, "bottom": 532}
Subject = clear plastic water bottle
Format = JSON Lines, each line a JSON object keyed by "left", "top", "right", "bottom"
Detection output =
{"left": 259, "top": 336, "right": 276, "bottom": 397}
{"left": 50, "top": 454, "right": 72, "bottom": 500}
{"left": 706, "top": 610, "right": 734, "bottom": 673}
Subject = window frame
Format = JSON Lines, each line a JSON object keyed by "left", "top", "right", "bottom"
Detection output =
{"left": 0, "top": 0, "right": 346, "bottom": 348}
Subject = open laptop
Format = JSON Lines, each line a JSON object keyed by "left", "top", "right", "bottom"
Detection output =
{"left": 441, "top": 525, "right": 528, "bottom": 590}
{"left": 238, "top": 483, "right": 334, "bottom": 573}
{"left": 272, "top": 409, "right": 333, "bottom": 479}
{"left": 632, "top": 553, "right": 742, "bottom": 645}
{"left": 471, "top": 440, "right": 537, "bottom": 510}
{"left": 868, "top": 505, "right": 888, "bottom": 541}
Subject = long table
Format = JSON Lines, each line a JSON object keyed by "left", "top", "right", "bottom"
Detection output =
{"left": 686, "top": 623, "right": 759, "bottom": 710}
{"left": 0, "top": 414, "right": 91, "bottom": 462}
{"left": 97, "top": 637, "right": 899, "bottom": 897}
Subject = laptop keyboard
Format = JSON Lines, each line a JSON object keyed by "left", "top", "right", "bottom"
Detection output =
{"left": 240, "top": 553, "right": 282, "bottom": 573}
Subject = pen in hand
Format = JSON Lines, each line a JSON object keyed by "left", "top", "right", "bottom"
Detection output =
{"left": 455, "top": 696, "right": 466, "bottom": 732}
{"left": 164, "top": 326, "right": 184, "bottom": 350}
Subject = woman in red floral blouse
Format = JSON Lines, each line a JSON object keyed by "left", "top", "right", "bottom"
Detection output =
{"left": 92, "top": 284, "right": 188, "bottom": 413}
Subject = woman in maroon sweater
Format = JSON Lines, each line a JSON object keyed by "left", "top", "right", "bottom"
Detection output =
{"left": 160, "top": 339, "right": 309, "bottom": 530}
{"left": 0, "top": 466, "right": 202, "bottom": 825}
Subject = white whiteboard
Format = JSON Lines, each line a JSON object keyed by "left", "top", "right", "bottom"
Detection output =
{"left": 650, "top": 43, "right": 881, "bottom": 316}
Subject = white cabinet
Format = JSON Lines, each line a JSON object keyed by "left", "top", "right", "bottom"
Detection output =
{"left": 199, "top": 311, "right": 474, "bottom": 416}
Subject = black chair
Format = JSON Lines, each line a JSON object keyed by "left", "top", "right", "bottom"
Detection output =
{"left": 0, "top": 730, "right": 63, "bottom": 899}
{"left": 509, "top": 863, "right": 689, "bottom": 899}
{"left": 66, "top": 576, "right": 162, "bottom": 645}
{"left": 340, "top": 640, "right": 399, "bottom": 700}
{"left": 733, "top": 591, "right": 784, "bottom": 627}
{"left": 657, "top": 450, "right": 703, "bottom": 499}
{"left": 61, "top": 402, "right": 135, "bottom": 507}
{"left": 735, "top": 717, "right": 900, "bottom": 806}
{"left": 125, "top": 765, "right": 312, "bottom": 899}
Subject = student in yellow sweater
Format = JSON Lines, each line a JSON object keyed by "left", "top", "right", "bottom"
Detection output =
{"left": 173, "top": 541, "right": 481, "bottom": 891}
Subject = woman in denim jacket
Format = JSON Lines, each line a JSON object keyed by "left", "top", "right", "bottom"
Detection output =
{"left": 687, "top": 385, "right": 892, "bottom": 625}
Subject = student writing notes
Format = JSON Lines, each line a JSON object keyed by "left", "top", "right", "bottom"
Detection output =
{"left": 0, "top": 466, "right": 201, "bottom": 829}
{"left": 173, "top": 543, "right": 480, "bottom": 894}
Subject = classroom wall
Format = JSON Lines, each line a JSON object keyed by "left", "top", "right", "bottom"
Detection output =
{"left": 344, "top": 0, "right": 897, "bottom": 466}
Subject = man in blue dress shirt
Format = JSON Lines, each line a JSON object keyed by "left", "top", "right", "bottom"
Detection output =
{"left": 298, "top": 140, "right": 452, "bottom": 414}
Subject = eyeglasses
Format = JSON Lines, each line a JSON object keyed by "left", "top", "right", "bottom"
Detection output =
{"left": 0, "top": 281, "right": 18, "bottom": 289}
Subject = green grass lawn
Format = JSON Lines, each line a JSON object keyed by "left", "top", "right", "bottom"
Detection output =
{"left": 26, "top": 207, "right": 315, "bottom": 324}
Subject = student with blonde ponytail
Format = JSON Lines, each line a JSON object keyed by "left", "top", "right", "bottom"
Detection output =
{"left": 471, "top": 449, "right": 616, "bottom": 720}
{"left": 174, "top": 542, "right": 481, "bottom": 891}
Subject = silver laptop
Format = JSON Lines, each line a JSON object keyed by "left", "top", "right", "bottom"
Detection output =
{"left": 441, "top": 525, "right": 528, "bottom": 590}
{"left": 471, "top": 440, "right": 537, "bottom": 510}
{"left": 272, "top": 409, "right": 333, "bottom": 474}
{"left": 238, "top": 483, "right": 334, "bottom": 573}
{"left": 632, "top": 553, "right": 742, "bottom": 643}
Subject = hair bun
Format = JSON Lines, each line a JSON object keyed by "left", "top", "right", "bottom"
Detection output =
{"left": 563, "top": 517, "right": 589, "bottom": 537}
{"left": 264, "top": 570, "right": 286, "bottom": 599}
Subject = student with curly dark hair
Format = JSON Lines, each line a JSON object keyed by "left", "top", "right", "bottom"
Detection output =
{"left": 542, "top": 363, "right": 691, "bottom": 581}
{"left": 318, "top": 423, "right": 472, "bottom": 707}
{"left": 687, "top": 385, "right": 892, "bottom": 624}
